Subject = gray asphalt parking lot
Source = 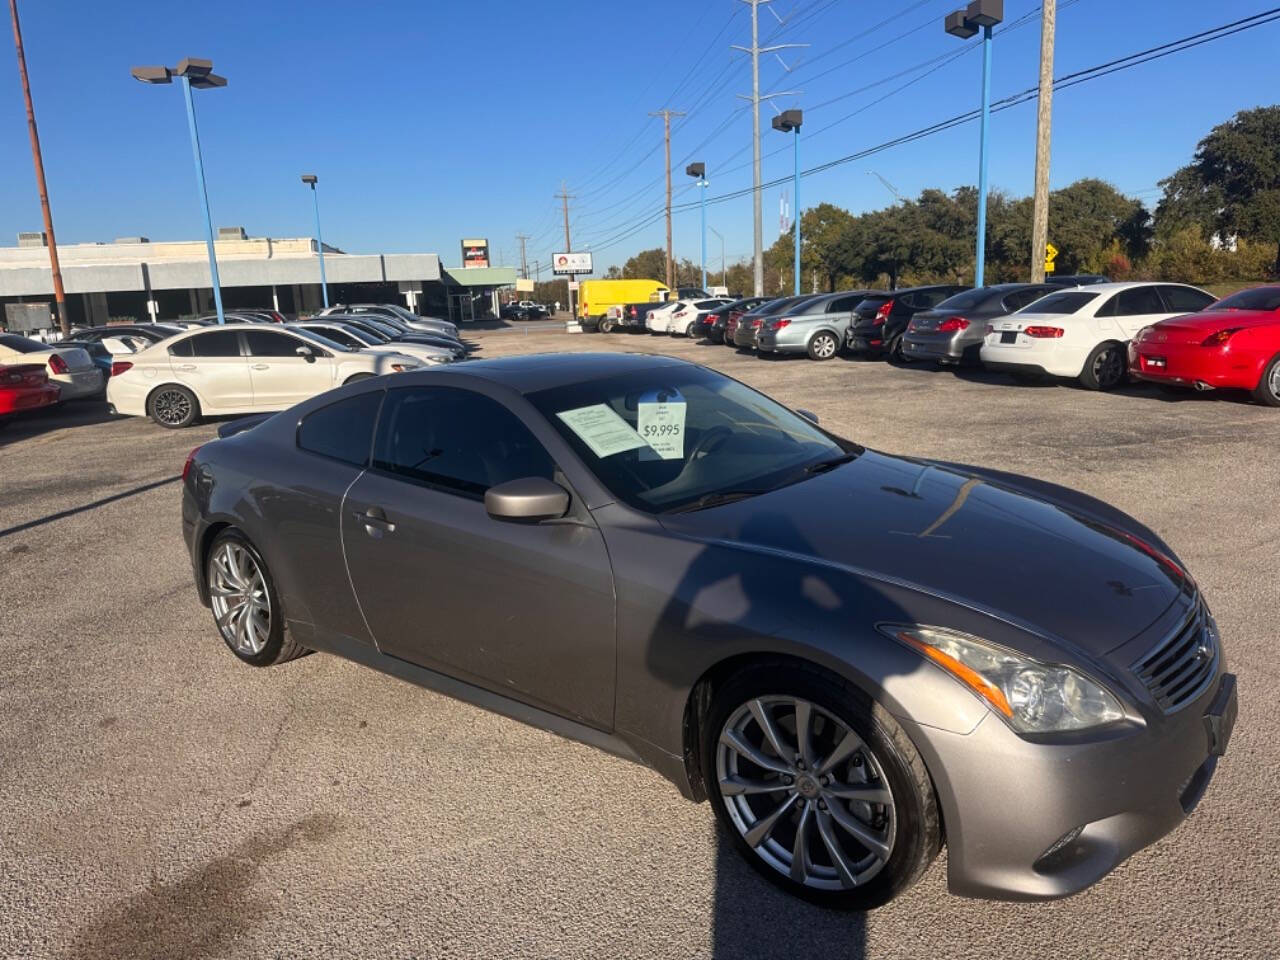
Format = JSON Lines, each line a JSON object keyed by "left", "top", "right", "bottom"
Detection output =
{"left": 2, "top": 322, "right": 1278, "bottom": 959}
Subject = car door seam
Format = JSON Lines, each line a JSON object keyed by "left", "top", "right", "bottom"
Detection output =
{"left": 339, "top": 468, "right": 381, "bottom": 653}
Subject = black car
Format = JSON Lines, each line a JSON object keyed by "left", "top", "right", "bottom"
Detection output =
{"left": 695, "top": 297, "right": 770, "bottom": 343}
{"left": 1046, "top": 274, "right": 1109, "bottom": 287}
{"left": 323, "top": 314, "right": 467, "bottom": 357}
{"left": 846, "top": 285, "right": 971, "bottom": 361}
{"left": 64, "top": 323, "right": 186, "bottom": 348}
{"left": 515, "top": 305, "right": 549, "bottom": 321}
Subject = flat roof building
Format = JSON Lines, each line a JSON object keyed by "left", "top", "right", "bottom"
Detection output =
{"left": 0, "top": 228, "right": 517, "bottom": 328}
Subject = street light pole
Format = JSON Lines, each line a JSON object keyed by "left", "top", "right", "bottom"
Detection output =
{"left": 772, "top": 109, "right": 803, "bottom": 296}
{"left": 945, "top": 0, "right": 1002, "bottom": 288}
{"left": 133, "top": 59, "right": 228, "bottom": 324}
{"left": 686, "top": 163, "right": 708, "bottom": 292}
{"left": 301, "top": 175, "right": 328, "bottom": 308}
{"left": 708, "top": 226, "right": 726, "bottom": 287}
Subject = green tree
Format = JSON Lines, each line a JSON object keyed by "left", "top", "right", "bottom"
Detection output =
{"left": 621, "top": 248, "right": 667, "bottom": 282}
{"left": 1158, "top": 106, "right": 1280, "bottom": 275}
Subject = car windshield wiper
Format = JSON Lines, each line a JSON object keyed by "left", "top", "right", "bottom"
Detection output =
{"left": 663, "top": 489, "right": 769, "bottom": 514}
{"left": 802, "top": 453, "right": 859, "bottom": 475}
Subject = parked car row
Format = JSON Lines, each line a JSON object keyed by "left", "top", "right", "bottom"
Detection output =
{"left": 610, "top": 280, "right": 1280, "bottom": 406}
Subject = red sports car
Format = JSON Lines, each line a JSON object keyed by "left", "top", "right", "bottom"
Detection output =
{"left": 1129, "top": 285, "right": 1280, "bottom": 406}
{"left": 0, "top": 362, "right": 61, "bottom": 428}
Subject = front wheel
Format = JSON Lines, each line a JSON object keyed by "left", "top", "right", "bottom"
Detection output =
{"left": 147, "top": 385, "right": 200, "bottom": 429}
{"left": 600, "top": 318, "right": 616, "bottom": 334}
{"left": 1079, "top": 342, "right": 1126, "bottom": 390}
{"left": 703, "top": 662, "right": 941, "bottom": 909}
{"left": 206, "top": 529, "right": 306, "bottom": 667}
{"left": 1253, "top": 354, "right": 1280, "bottom": 407}
{"left": 807, "top": 332, "right": 840, "bottom": 361}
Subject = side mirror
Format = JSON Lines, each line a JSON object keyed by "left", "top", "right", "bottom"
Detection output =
{"left": 485, "top": 477, "right": 570, "bottom": 523}
{"left": 295, "top": 345, "right": 315, "bottom": 362}
{"left": 796, "top": 408, "right": 820, "bottom": 425}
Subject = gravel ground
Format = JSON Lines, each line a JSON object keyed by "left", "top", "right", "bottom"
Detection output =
{"left": 2, "top": 322, "right": 1277, "bottom": 960}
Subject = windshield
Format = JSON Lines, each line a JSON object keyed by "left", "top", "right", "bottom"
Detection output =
{"left": 1212, "top": 287, "right": 1280, "bottom": 312}
{"left": 528, "top": 366, "right": 850, "bottom": 513}
{"left": 293, "top": 329, "right": 355, "bottom": 353}
{"left": 0, "top": 334, "right": 46, "bottom": 354}
{"left": 1020, "top": 291, "right": 1099, "bottom": 314}
{"left": 934, "top": 288, "right": 992, "bottom": 312}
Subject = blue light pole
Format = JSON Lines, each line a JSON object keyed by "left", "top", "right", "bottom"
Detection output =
{"left": 131, "top": 59, "right": 228, "bottom": 324}
{"left": 772, "top": 109, "right": 804, "bottom": 295}
{"left": 686, "top": 163, "right": 709, "bottom": 292}
{"left": 301, "top": 174, "right": 329, "bottom": 308}
{"left": 945, "top": 0, "right": 1003, "bottom": 288}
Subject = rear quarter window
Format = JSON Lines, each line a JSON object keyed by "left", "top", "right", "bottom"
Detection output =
{"left": 297, "top": 392, "right": 384, "bottom": 467}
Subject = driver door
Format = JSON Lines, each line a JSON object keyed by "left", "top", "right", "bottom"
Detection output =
{"left": 341, "top": 384, "right": 617, "bottom": 729}
{"left": 243, "top": 329, "right": 335, "bottom": 409}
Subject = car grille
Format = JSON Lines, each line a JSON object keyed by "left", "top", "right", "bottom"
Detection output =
{"left": 1132, "top": 599, "right": 1218, "bottom": 712}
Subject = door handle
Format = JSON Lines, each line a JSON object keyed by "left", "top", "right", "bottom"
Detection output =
{"left": 177, "top": 363, "right": 196, "bottom": 371}
{"left": 251, "top": 363, "right": 269, "bottom": 370}
{"left": 354, "top": 506, "right": 396, "bottom": 537}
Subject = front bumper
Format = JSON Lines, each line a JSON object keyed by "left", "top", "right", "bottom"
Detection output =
{"left": 905, "top": 667, "right": 1236, "bottom": 900}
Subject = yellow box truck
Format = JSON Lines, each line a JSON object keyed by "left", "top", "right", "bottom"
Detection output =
{"left": 578, "top": 279, "right": 669, "bottom": 330}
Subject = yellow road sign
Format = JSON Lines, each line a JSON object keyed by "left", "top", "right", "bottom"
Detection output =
{"left": 1044, "top": 242, "right": 1058, "bottom": 274}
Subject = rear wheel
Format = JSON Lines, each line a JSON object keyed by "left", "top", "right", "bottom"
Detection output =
{"left": 685, "top": 322, "right": 697, "bottom": 338}
{"left": 886, "top": 334, "right": 911, "bottom": 365}
{"left": 600, "top": 318, "right": 616, "bottom": 334}
{"left": 808, "top": 332, "right": 840, "bottom": 361}
{"left": 147, "top": 385, "right": 200, "bottom": 429}
{"left": 703, "top": 662, "right": 940, "bottom": 910}
{"left": 1079, "top": 341, "right": 1126, "bottom": 390}
{"left": 206, "top": 529, "right": 306, "bottom": 667}
{"left": 1253, "top": 354, "right": 1280, "bottom": 407}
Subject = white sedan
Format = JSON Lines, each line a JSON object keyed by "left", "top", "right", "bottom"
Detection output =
{"left": 289, "top": 322, "right": 455, "bottom": 365}
{"left": 107, "top": 324, "right": 421, "bottom": 428}
{"left": 979, "top": 281, "right": 1216, "bottom": 390}
{"left": 0, "top": 333, "right": 103, "bottom": 401}
{"left": 645, "top": 299, "right": 690, "bottom": 334}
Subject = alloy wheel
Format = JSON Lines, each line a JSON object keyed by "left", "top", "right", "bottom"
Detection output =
{"left": 812, "top": 335, "right": 837, "bottom": 359}
{"left": 153, "top": 389, "right": 191, "bottom": 426}
{"left": 1092, "top": 346, "right": 1125, "bottom": 388}
{"left": 716, "top": 696, "right": 896, "bottom": 890}
{"left": 208, "top": 542, "right": 271, "bottom": 655}
{"left": 1269, "top": 362, "right": 1280, "bottom": 401}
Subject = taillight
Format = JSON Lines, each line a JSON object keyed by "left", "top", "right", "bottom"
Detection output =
{"left": 873, "top": 300, "right": 894, "bottom": 325}
{"left": 1201, "top": 328, "right": 1241, "bottom": 346}
{"left": 769, "top": 318, "right": 792, "bottom": 330}
{"left": 937, "top": 316, "right": 969, "bottom": 333}
{"left": 111, "top": 360, "right": 133, "bottom": 377}
{"left": 182, "top": 445, "right": 203, "bottom": 482}
{"left": 47, "top": 354, "right": 69, "bottom": 374}
{"left": 629, "top": 306, "right": 637, "bottom": 317}
{"left": 1023, "top": 326, "right": 1065, "bottom": 338}
{"left": 750, "top": 318, "right": 763, "bottom": 327}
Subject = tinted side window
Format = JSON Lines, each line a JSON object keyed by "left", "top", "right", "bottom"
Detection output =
{"left": 1003, "top": 288, "right": 1049, "bottom": 311}
{"left": 827, "top": 296, "right": 860, "bottom": 312}
{"left": 314, "top": 327, "right": 361, "bottom": 348}
{"left": 1115, "top": 287, "right": 1167, "bottom": 316}
{"left": 297, "top": 392, "right": 383, "bottom": 466}
{"left": 188, "top": 330, "right": 241, "bottom": 357}
{"left": 1159, "top": 286, "right": 1216, "bottom": 313}
{"left": 245, "top": 330, "right": 305, "bottom": 357}
{"left": 373, "top": 387, "right": 554, "bottom": 497}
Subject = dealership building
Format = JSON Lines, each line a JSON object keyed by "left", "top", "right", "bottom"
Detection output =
{"left": 0, "top": 229, "right": 517, "bottom": 330}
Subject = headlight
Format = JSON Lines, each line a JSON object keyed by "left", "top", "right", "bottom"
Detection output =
{"left": 424, "top": 355, "right": 450, "bottom": 365}
{"left": 880, "top": 624, "right": 1125, "bottom": 733}
{"left": 389, "top": 362, "right": 417, "bottom": 373}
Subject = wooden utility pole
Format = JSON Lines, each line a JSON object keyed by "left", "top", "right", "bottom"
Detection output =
{"left": 1030, "top": 0, "right": 1056, "bottom": 282}
{"left": 9, "top": 0, "right": 69, "bottom": 335}
{"left": 649, "top": 109, "right": 685, "bottom": 290}
{"left": 555, "top": 181, "right": 576, "bottom": 316}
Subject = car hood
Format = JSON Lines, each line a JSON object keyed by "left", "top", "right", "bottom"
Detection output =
{"left": 659, "top": 450, "right": 1188, "bottom": 657}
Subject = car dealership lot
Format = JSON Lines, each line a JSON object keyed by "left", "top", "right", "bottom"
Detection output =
{"left": 2, "top": 327, "right": 1278, "bottom": 959}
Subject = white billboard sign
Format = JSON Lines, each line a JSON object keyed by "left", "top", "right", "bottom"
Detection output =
{"left": 552, "top": 252, "right": 593, "bottom": 275}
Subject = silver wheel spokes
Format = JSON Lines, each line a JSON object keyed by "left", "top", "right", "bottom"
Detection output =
{"left": 716, "top": 696, "right": 896, "bottom": 891}
{"left": 814, "top": 336, "right": 836, "bottom": 358}
{"left": 155, "top": 390, "right": 190, "bottom": 425}
{"left": 208, "top": 542, "right": 270, "bottom": 655}
{"left": 1269, "top": 363, "right": 1280, "bottom": 399}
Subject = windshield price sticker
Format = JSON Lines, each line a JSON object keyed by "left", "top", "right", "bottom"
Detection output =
{"left": 557, "top": 404, "right": 649, "bottom": 459}
{"left": 637, "top": 401, "right": 686, "bottom": 460}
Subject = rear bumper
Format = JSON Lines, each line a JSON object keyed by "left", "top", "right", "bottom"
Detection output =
{"left": 756, "top": 332, "right": 807, "bottom": 353}
{"left": 732, "top": 329, "right": 759, "bottom": 348}
{"left": 911, "top": 667, "right": 1236, "bottom": 900}
{"left": 0, "top": 382, "right": 60, "bottom": 414}
{"left": 846, "top": 333, "right": 885, "bottom": 355}
{"left": 1127, "top": 342, "right": 1260, "bottom": 391}
{"left": 903, "top": 332, "right": 975, "bottom": 364}
{"left": 54, "top": 370, "right": 105, "bottom": 400}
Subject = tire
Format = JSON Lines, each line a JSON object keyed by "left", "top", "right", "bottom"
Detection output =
{"left": 147, "top": 384, "right": 200, "bottom": 429}
{"left": 600, "top": 318, "right": 616, "bottom": 334}
{"left": 1252, "top": 354, "right": 1280, "bottom": 407}
{"left": 344, "top": 373, "right": 375, "bottom": 385}
{"left": 702, "top": 661, "right": 941, "bottom": 910}
{"left": 205, "top": 528, "right": 306, "bottom": 667}
{"left": 886, "top": 334, "right": 910, "bottom": 365}
{"left": 1078, "top": 341, "right": 1126, "bottom": 391}
{"left": 807, "top": 331, "right": 840, "bottom": 361}
{"left": 685, "top": 322, "right": 696, "bottom": 338}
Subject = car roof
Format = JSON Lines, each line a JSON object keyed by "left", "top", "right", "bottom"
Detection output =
{"left": 424, "top": 352, "right": 695, "bottom": 393}
{"left": 1055, "top": 281, "right": 1195, "bottom": 294}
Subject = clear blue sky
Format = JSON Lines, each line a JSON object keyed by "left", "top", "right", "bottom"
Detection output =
{"left": 1, "top": 0, "right": 1276, "bottom": 277}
